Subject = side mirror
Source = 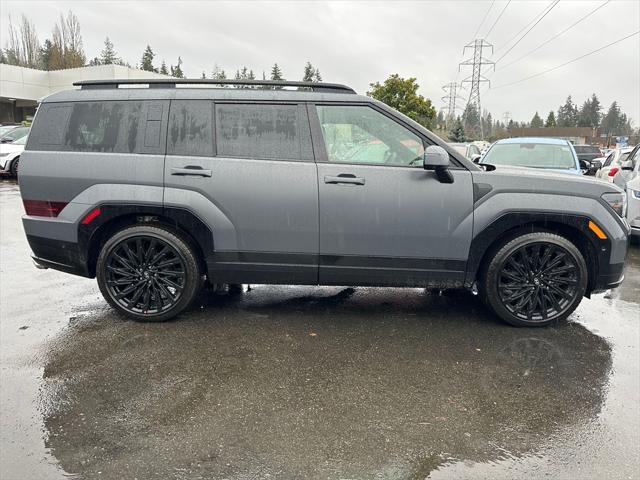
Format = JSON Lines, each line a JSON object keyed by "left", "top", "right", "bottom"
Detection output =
{"left": 423, "top": 146, "right": 453, "bottom": 183}
{"left": 471, "top": 154, "right": 481, "bottom": 164}
{"left": 579, "top": 160, "right": 590, "bottom": 175}
{"left": 621, "top": 160, "right": 634, "bottom": 171}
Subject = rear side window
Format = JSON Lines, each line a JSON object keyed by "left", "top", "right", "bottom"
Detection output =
{"left": 167, "top": 100, "right": 213, "bottom": 157}
{"left": 30, "top": 101, "right": 167, "bottom": 154}
{"left": 215, "top": 103, "right": 311, "bottom": 161}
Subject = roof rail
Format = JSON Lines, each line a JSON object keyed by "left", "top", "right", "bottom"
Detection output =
{"left": 73, "top": 78, "right": 356, "bottom": 94}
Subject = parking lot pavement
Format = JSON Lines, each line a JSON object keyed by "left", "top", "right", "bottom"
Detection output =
{"left": 0, "top": 180, "right": 638, "bottom": 480}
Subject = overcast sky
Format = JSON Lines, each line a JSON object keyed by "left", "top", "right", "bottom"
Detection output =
{"left": 2, "top": 0, "right": 639, "bottom": 124}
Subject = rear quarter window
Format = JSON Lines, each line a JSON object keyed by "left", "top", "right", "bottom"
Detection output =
{"left": 167, "top": 100, "right": 213, "bottom": 157}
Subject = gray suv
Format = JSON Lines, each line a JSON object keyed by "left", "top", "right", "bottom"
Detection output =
{"left": 19, "top": 79, "right": 630, "bottom": 327}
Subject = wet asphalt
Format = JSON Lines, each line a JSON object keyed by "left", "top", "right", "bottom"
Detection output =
{"left": 0, "top": 180, "right": 638, "bottom": 480}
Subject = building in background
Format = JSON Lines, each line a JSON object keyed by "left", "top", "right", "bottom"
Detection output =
{"left": 0, "top": 64, "right": 168, "bottom": 123}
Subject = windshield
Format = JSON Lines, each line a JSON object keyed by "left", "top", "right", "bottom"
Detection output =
{"left": 0, "top": 127, "right": 29, "bottom": 142}
{"left": 0, "top": 126, "right": 18, "bottom": 136}
{"left": 482, "top": 142, "right": 577, "bottom": 169}
{"left": 13, "top": 135, "right": 28, "bottom": 146}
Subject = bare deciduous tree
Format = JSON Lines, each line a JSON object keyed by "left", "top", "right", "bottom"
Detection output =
{"left": 4, "top": 14, "right": 41, "bottom": 68}
{"left": 50, "top": 10, "right": 85, "bottom": 69}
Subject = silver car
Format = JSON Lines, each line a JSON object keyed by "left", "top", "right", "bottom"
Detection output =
{"left": 18, "top": 79, "right": 629, "bottom": 327}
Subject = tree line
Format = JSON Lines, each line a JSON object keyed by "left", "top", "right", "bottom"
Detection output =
{"left": 0, "top": 11, "right": 326, "bottom": 84}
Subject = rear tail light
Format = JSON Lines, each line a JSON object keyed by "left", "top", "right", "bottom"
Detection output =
{"left": 608, "top": 167, "right": 619, "bottom": 177}
{"left": 23, "top": 199, "right": 68, "bottom": 217}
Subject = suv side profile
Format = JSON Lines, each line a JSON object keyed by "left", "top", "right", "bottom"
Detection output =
{"left": 19, "top": 79, "right": 629, "bottom": 327}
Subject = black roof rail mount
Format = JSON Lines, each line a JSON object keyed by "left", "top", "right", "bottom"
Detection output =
{"left": 73, "top": 78, "right": 356, "bottom": 94}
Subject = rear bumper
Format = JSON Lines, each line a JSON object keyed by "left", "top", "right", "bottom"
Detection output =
{"left": 27, "top": 235, "right": 92, "bottom": 278}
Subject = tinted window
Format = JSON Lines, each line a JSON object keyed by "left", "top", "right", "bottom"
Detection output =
{"left": 65, "top": 102, "right": 145, "bottom": 153}
{"left": 168, "top": 100, "right": 213, "bottom": 156}
{"left": 316, "top": 105, "right": 424, "bottom": 166}
{"left": 483, "top": 143, "right": 577, "bottom": 169}
{"left": 215, "top": 104, "right": 304, "bottom": 160}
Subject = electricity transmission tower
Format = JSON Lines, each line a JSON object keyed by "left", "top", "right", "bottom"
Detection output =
{"left": 441, "top": 82, "right": 465, "bottom": 128}
{"left": 459, "top": 39, "right": 495, "bottom": 139}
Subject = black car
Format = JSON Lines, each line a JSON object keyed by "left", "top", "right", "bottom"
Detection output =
{"left": 573, "top": 145, "right": 604, "bottom": 175}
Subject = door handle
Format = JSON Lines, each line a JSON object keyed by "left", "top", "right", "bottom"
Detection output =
{"left": 170, "top": 166, "right": 212, "bottom": 177}
{"left": 324, "top": 175, "right": 365, "bottom": 185}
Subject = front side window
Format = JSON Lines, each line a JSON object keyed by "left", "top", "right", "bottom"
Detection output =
{"left": 482, "top": 142, "right": 577, "bottom": 170}
{"left": 316, "top": 105, "right": 424, "bottom": 166}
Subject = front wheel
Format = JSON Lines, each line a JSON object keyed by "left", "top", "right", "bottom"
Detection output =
{"left": 481, "top": 232, "right": 588, "bottom": 327}
{"left": 96, "top": 225, "right": 201, "bottom": 322}
{"left": 9, "top": 156, "right": 19, "bottom": 177}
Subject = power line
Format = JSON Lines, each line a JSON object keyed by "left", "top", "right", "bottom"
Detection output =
{"left": 485, "top": 0, "right": 512, "bottom": 40}
{"left": 472, "top": 0, "right": 496, "bottom": 41}
{"left": 492, "top": 30, "right": 640, "bottom": 89}
{"left": 494, "top": 0, "right": 561, "bottom": 65}
{"left": 497, "top": 0, "right": 611, "bottom": 71}
{"left": 493, "top": 0, "right": 557, "bottom": 54}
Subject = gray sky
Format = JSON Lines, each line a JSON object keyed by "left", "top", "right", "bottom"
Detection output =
{"left": 2, "top": 0, "right": 639, "bottom": 124}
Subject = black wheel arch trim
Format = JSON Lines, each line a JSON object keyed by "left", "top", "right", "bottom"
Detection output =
{"left": 465, "top": 211, "right": 612, "bottom": 293}
{"left": 79, "top": 203, "right": 214, "bottom": 277}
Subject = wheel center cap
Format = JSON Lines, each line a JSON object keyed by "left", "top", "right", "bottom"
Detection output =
{"left": 533, "top": 277, "right": 540, "bottom": 286}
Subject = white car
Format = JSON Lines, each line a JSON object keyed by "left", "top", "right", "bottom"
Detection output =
{"left": 0, "top": 135, "right": 26, "bottom": 177}
{"left": 627, "top": 175, "right": 640, "bottom": 239}
{"left": 596, "top": 146, "right": 634, "bottom": 182}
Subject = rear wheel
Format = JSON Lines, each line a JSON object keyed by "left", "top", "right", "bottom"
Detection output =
{"left": 481, "top": 232, "right": 588, "bottom": 327}
{"left": 96, "top": 225, "right": 201, "bottom": 322}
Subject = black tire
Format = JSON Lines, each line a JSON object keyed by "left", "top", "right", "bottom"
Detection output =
{"left": 96, "top": 224, "right": 201, "bottom": 322}
{"left": 481, "top": 232, "right": 588, "bottom": 327}
{"left": 9, "top": 156, "right": 19, "bottom": 177}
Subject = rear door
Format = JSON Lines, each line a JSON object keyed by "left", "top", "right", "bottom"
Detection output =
{"left": 163, "top": 100, "right": 319, "bottom": 284}
{"left": 310, "top": 103, "right": 474, "bottom": 287}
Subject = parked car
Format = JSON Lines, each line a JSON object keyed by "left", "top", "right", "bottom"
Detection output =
{"left": 448, "top": 142, "right": 482, "bottom": 161}
{"left": 0, "top": 134, "right": 27, "bottom": 177}
{"left": 573, "top": 144, "right": 604, "bottom": 175}
{"left": 613, "top": 144, "right": 640, "bottom": 190}
{"left": 19, "top": 78, "right": 629, "bottom": 327}
{"left": 0, "top": 126, "right": 30, "bottom": 144}
{"left": 595, "top": 147, "right": 634, "bottom": 182}
{"left": 479, "top": 137, "right": 585, "bottom": 175}
{"left": 625, "top": 174, "right": 640, "bottom": 240}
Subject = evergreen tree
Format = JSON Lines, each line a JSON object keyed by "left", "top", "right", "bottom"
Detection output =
{"left": 211, "top": 63, "right": 226, "bottom": 80}
{"left": 170, "top": 57, "right": 184, "bottom": 78}
{"left": 577, "top": 93, "right": 601, "bottom": 128}
{"left": 545, "top": 111, "right": 556, "bottom": 127}
{"left": 530, "top": 111, "right": 543, "bottom": 128}
{"left": 38, "top": 39, "right": 54, "bottom": 70}
{"left": 140, "top": 45, "right": 156, "bottom": 72}
{"left": 302, "top": 62, "right": 315, "bottom": 82}
{"left": 100, "top": 37, "right": 118, "bottom": 65}
{"left": 557, "top": 95, "right": 578, "bottom": 127}
{"left": 449, "top": 117, "right": 466, "bottom": 142}
{"left": 601, "top": 101, "right": 625, "bottom": 135}
{"left": 462, "top": 102, "right": 480, "bottom": 139}
{"left": 159, "top": 60, "right": 168, "bottom": 75}
{"left": 0, "top": 49, "right": 6, "bottom": 64}
{"left": 314, "top": 69, "right": 322, "bottom": 82}
{"left": 270, "top": 63, "right": 284, "bottom": 81}
{"left": 201, "top": 71, "right": 206, "bottom": 79}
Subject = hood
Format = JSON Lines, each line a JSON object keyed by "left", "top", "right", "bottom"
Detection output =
{"left": 0, "top": 143, "right": 25, "bottom": 154}
{"left": 472, "top": 163, "right": 623, "bottom": 197}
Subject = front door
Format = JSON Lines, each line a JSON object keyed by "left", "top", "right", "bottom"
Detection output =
{"left": 311, "top": 104, "right": 474, "bottom": 287}
{"left": 164, "top": 100, "right": 319, "bottom": 284}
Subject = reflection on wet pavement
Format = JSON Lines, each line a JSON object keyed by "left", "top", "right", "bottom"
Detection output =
{"left": 41, "top": 287, "right": 612, "bottom": 479}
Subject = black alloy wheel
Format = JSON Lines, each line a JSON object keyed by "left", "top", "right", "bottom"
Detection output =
{"left": 482, "top": 232, "right": 588, "bottom": 327}
{"left": 97, "top": 225, "right": 201, "bottom": 322}
{"left": 498, "top": 242, "right": 580, "bottom": 322}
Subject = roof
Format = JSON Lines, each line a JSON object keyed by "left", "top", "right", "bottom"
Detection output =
{"left": 41, "top": 85, "right": 369, "bottom": 104}
{"left": 495, "top": 137, "right": 570, "bottom": 145}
